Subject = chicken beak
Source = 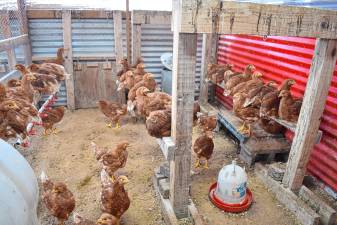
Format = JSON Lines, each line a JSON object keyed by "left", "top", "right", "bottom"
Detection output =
{"left": 96, "top": 219, "right": 104, "bottom": 224}
{"left": 123, "top": 177, "right": 129, "bottom": 184}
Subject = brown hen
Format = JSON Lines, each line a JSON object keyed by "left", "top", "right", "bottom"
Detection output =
{"left": 92, "top": 142, "right": 130, "bottom": 179}
{"left": 44, "top": 48, "right": 64, "bottom": 65}
{"left": 197, "top": 114, "right": 217, "bottom": 133}
{"left": 278, "top": 90, "right": 302, "bottom": 122}
{"left": 74, "top": 213, "right": 118, "bottom": 225}
{"left": 98, "top": 100, "right": 127, "bottom": 128}
{"left": 223, "top": 64, "right": 255, "bottom": 96}
{"left": 40, "top": 171, "right": 75, "bottom": 225}
{"left": 100, "top": 170, "right": 130, "bottom": 224}
{"left": 146, "top": 109, "right": 171, "bottom": 138}
{"left": 193, "top": 131, "right": 214, "bottom": 169}
{"left": 41, "top": 106, "right": 65, "bottom": 135}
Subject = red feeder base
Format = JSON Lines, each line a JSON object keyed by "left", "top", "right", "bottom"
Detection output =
{"left": 209, "top": 182, "right": 253, "bottom": 213}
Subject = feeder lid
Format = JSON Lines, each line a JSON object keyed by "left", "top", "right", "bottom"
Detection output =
{"left": 215, "top": 160, "right": 248, "bottom": 204}
{"left": 160, "top": 52, "right": 172, "bottom": 70}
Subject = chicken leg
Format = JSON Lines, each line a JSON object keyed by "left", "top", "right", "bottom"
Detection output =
{"left": 237, "top": 121, "right": 247, "bottom": 133}
{"left": 106, "top": 123, "right": 112, "bottom": 128}
{"left": 52, "top": 127, "right": 59, "bottom": 134}
{"left": 43, "top": 128, "right": 51, "bottom": 136}
{"left": 114, "top": 122, "right": 120, "bottom": 129}
{"left": 59, "top": 219, "right": 65, "bottom": 225}
{"left": 204, "top": 160, "right": 209, "bottom": 169}
{"left": 194, "top": 158, "right": 201, "bottom": 168}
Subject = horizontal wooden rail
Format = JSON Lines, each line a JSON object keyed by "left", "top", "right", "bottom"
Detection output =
{"left": 0, "top": 34, "right": 29, "bottom": 52}
{"left": 180, "top": 0, "right": 337, "bottom": 39}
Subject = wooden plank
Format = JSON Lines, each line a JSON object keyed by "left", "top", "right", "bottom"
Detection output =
{"left": 17, "top": 0, "right": 32, "bottom": 65}
{"left": 156, "top": 137, "right": 175, "bottom": 161}
{"left": 255, "top": 164, "right": 321, "bottom": 225}
{"left": 299, "top": 186, "right": 336, "bottom": 225}
{"left": 179, "top": 0, "right": 337, "bottom": 39}
{"left": 26, "top": 9, "right": 120, "bottom": 19}
{"left": 132, "top": 10, "right": 172, "bottom": 25}
{"left": 170, "top": 27, "right": 197, "bottom": 218}
{"left": 125, "top": 0, "right": 132, "bottom": 63}
{"left": 270, "top": 116, "right": 322, "bottom": 144}
{"left": 62, "top": 10, "right": 75, "bottom": 110}
{"left": 0, "top": 34, "right": 29, "bottom": 52}
{"left": 283, "top": 39, "right": 337, "bottom": 191}
{"left": 131, "top": 14, "right": 142, "bottom": 63}
{"left": 0, "top": 12, "right": 17, "bottom": 70}
{"left": 199, "top": 33, "right": 217, "bottom": 104}
{"left": 152, "top": 173, "right": 179, "bottom": 225}
{"left": 113, "top": 11, "right": 126, "bottom": 104}
{"left": 188, "top": 201, "right": 204, "bottom": 225}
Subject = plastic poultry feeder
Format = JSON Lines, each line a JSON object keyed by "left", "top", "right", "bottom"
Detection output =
{"left": 209, "top": 160, "right": 253, "bottom": 213}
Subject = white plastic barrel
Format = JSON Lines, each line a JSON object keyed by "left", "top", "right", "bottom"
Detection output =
{"left": 0, "top": 139, "right": 39, "bottom": 225}
{"left": 215, "top": 160, "right": 248, "bottom": 204}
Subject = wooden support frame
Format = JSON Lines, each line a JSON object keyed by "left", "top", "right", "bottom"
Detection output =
{"left": 179, "top": 0, "right": 337, "bottom": 39}
{"left": 0, "top": 11, "right": 17, "bottom": 70}
{"left": 62, "top": 10, "right": 75, "bottom": 110}
{"left": 131, "top": 11, "right": 142, "bottom": 64}
{"left": 0, "top": 35, "right": 29, "bottom": 52}
{"left": 170, "top": 31, "right": 198, "bottom": 218}
{"left": 113, "top": 11, "right": 126, "bottom": 104}
{"left": 125, "top": 0, "right": 132, "bottom": 63}
{"left": 199, "top": 33, "right": 218, "bottom": 104}
{"left": 17, "top": 0, "right": 32, "bottom": 65}
{"left": 282, "top": 39, "right": 337, "bottom": 191}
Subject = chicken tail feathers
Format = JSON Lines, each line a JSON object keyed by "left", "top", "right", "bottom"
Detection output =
{"left": 73, "top": 213, "right": 82, "bottom": 224}
{"left": 40, "top": 171, "right": 48, "bottom": 183}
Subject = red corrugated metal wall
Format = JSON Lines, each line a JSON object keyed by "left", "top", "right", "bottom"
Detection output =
{"left": 216, "top": 34, "right": 337, "bottom": 192}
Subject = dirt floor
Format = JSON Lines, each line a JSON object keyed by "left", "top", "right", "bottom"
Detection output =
{"left": 22, "top": 108, "right": 300, "bottom": 225}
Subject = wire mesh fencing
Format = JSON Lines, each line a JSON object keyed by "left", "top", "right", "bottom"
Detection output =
{"left": 0, "top": 0, "right": 27, "bottom": 77}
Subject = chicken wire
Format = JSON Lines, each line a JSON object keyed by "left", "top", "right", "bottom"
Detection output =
{"left": 0, "top": 1, "right": 27, "bottom": 78}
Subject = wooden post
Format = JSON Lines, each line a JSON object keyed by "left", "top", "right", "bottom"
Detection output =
{"left": 0, "top": 11, "right": 17, "bottom": 70}
{"left": 170, "top": 31, "right": 197, "bottom": 218}
{"left": 199, "top": 33, "right": 217, "bottom": 104}
{"left": 282, "top": 39, "right": 337, "bottom": 191}
{"left": 62, "top": 10, "right": 75, "bottom": 110}
{"left": 17, "top": 0, "right": 32, "bottom": 65}
{"left": 125, "top": 0, "right": 132, "bottom": 63}
{"left": 131, "top": 11, "right": 141, "bottom": 64}
{"left": 113, "top": 11, "right": 126, "bottom": 104}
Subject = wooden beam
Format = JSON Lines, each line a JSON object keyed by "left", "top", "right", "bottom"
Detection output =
{"left": 199, "top": 33, "right": 217, "bottom": 104}
{"left": 62, "top": 10, "right": 75, "bottom": 110}
{"left": 132, "top": 10, "right": 172, "bottom": 25}
{"left": 17, "top": 0, "right": 32, "bottom": 65}
{"left": 113, "top": 11, "right": 126, "bottom": 104}
{"left": 170, "top": 30, "right": 197, "bottom": 218}
{"left": 282, "top": 39, "right": 337, "bottom": 191}
{"left": 0, "top": 11, "right": 17, "bottom": 70}
{"left": 26, "top": 9, "right": 121, "bottom": 19}
{"left": 0, "top": 34, "right": 29, "bottom": 52}
{"left": 131, "top": 17, "right": 142, "bottom": 63}
{"left": 125, "top": 0, "right": 132, "bottom": 63}
{"left": 179, "top": 0, "right": 337, "bottom": 38}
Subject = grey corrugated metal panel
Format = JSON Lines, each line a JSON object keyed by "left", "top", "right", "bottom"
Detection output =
{"left": 29, "top": 19, "right": 63, "bottom": 57}
{"left": 71, "top": 19, "right": 115, "bottom": 57}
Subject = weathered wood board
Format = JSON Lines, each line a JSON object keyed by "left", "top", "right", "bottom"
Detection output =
{"left": 179, "top": 0, "right": 337, "bottom": 39}
{"left": 74, "top": 62, "right": 118, "bottom": 109}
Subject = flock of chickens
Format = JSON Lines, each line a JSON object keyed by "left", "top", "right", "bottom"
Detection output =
{"left": 207, "top": 63, "right": 303, "bottom": 136}
{"left": 0, "top": 48, "right": 67, "bottom": 143}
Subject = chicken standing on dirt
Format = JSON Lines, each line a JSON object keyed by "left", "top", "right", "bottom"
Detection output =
{"left": 92, "top": 141, "right": 130, "bottom": 180}
{"left": 74, "top": 213, "right": 119, "bottom": 225}
{"left": 98, "top": 100, "right": 127, "bottom": 128}
{"left": 40, "top": 171, "right": 75, "bottom": 225}
{"left": 41, "top": 106, "right": 65, "bottom": 135}
{"left": 100, "top": 170, "right": 130, "bottom": 225}
{"left": 193, "top": 131, "right": 214, "bottom": 169}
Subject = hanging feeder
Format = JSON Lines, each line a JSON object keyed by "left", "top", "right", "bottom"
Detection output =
{"left": 209, "top": 160, "right": 253, "bottom": 213}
